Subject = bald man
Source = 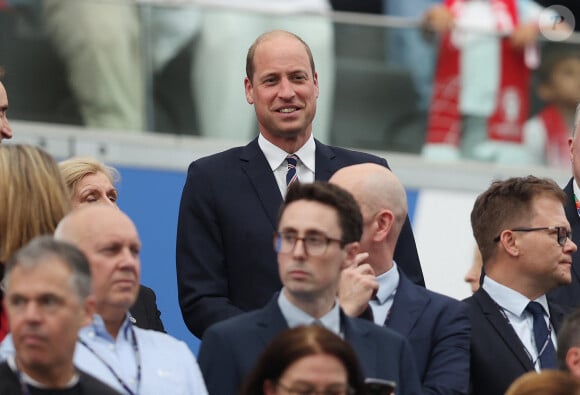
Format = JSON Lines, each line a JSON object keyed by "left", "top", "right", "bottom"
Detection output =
{"left": 330, "top": 163, "right": 471, "bottom": 395}
{"left": 1, "top": 206, "right": 208, "bottom": 395}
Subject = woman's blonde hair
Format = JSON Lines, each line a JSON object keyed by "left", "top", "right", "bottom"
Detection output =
{"left": 59, "top": 156, "right": 120, "bottom": 199}
{"left": 0, "top": 144, "right": 70, "bottom": 262}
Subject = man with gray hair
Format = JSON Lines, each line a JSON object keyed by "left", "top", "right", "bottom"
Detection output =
{"left": 0, "top": 236, "right": 120, "bottom": 394}
{"left": 549, "top": 103, "right": 580, "bottom": 310}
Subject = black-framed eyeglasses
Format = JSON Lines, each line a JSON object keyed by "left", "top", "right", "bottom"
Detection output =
{"left": 276, "top": 381, "right": 355, "bottom": 395}
{"left": 493, "top": 226, "right": 572, "bottom": 246}
{"left": 274, "top": 231, "right": 345, "bottom": 257}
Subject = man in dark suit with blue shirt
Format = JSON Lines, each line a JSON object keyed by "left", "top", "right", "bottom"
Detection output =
{"left": 176, "top": 29, "right": 424, "bottom": 339}
{"left": 466, "top": 176, "right": 576, "bottom": 395}
{"left": 330, "top": 163, "right": 471, "bottom": 395}
{"left": 198, "top": 181, "right": 422, "bottom": 395}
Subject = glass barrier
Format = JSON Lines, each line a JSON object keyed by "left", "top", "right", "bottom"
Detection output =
{"left": 1, "top": 0, "right": 579, "bottom": 167}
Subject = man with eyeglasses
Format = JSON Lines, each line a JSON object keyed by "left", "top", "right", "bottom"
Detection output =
{"left": 466, "top": 175, "right": 576, "bottom": 395}
{"left": 198, "top": 182, "right": 422, "bottom": 395}
{"left": 549, "top": 103, "right": 580, "bottom": 310}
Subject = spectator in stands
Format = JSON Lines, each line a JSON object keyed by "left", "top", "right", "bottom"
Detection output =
{"left": 0, "top": 144, "right": 70, "bottom": 341}
{"left": 466, "top": 175, "right": 575, "bottom": 395}
{"left": 193, "top": 1, "right": 334, "bottom": 143}
{"left": 524, "top": 44, "right": 580, "bottom": 168}
{"left": 176, "top": 29, "right": 423, "bottom": 340}
{"left": 0, "top": 236, "right": 121, "bottom": 394}
{"left": 0, "top": 66, "right": 12, "bottom": 142}
{"left": 557, "top": 308, "right": 580, "bottom": 378}
{"left": 41, "top": 0, "right": 200, "bottom": 132}
{"left": 59, "top": 157, "right": 119, "bottom": 208}
{"left": 330, "top": 163, "right": 471, "bottom": 395}
{"left": 549, "top": 104, "right": 580, "bottom": 310}
{"left": 421, "top": 0, "right": 569, "bottom": 164}
{"left": 239, "top": 325, "right": 366, "bottom": 395}
{"left": 1, "top": 205, "right": 209, "bottom": 395}
{"left": 505, "top": 371, "right": 580, "bottom": 395}
{"left": 198, "top": 182, "right": 422, "bottom": 395}
{"left": 58, "top": 156, "right": 165, "bottom": 332}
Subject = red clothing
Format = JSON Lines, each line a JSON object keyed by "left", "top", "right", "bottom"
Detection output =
{"left": 0, "top": 302, "right": 8, "bottom": 342}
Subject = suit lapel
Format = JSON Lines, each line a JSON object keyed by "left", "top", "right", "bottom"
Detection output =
{"left": 474, "top": 289, "right": 534, "bottom": 370}
{"left": 240, "top": 139, "right": 284, "bottom": 229}
{"left": 314, "top": 140, "right": 338, "bottom": 181}
{"left": 387, "top": 271, "right": 427, "bottom": 335}
{"left": 564, "top": 179, "right": 580, "bottom": 285}
{"left": 255, "top": 296, "right": 290, "bottom": 347}
{"left": 343, "top": 312, "right": 378, "bottom": 375}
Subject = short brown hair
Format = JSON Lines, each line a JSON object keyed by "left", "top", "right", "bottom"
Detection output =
{"left": 245, "top": 30, "right": 316, "bottom": 82}
{"left": 239, "top": 325, "right": 365, "bottom": 395}
{"left": 279, "top": 182, "right": 362, "bottom": 245}
{"left": 471, "top": 176, "right": 566, "bottom": 264}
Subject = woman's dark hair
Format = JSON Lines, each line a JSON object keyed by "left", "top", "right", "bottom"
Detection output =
{"left": 239, "top": 325, "right": 365, "bottom": 395}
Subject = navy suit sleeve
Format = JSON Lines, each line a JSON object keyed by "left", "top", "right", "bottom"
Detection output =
{"left": 422, "top": 301, "right": 470, "bottom": 395}
{"left": 176, "top": 161, "right": 244, "bottom": 338}
{"left": 198, "top": 326, "right": 243, "bottom": 395}
{"left": 398, "top": 339, "right": 423, "bottom": 395}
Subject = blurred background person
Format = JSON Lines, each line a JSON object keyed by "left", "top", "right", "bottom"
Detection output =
{"left": 239, "top": 325, "right": 365, "bottom": 395}
{"left": 0, "top": 144, "right": 70, "bottom": 341}
{"left": 524, "top": 44, "right": 580, "bottom": 168}
{"left": 505, "top": 370, "right": 580, "bottom": 395}
{"left": 59, "top": 155, "right": 165, "bottom": 332}
{"left": 464, "top": 247, "right": 483, "bottom": 293}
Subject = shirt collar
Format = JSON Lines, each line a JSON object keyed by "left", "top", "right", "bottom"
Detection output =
{"left": 482, "top": 276, "right": 550, "bottom": 318}
{"left": 375, "top": 262, "right": 399, "bottom": 305}
{"left": 83, "top": 313, "right": 133, "bottom": 341}
{"left": 258, "top": 133, "right": 316, "bottom": 174}
{"left": 573, "top": 178, "right": 580, "bottom": 203}
{"left": 277, "top": 289, "right": 341, "bottom": 335}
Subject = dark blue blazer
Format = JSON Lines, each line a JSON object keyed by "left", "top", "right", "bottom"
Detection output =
{"left": 198, "top": 296, "right": 422, "bottom": 395}
{"left": 176, "top": 138, "right": 423, "bottom": 338}
{"left": 129, "top": 285, "right": 165, "bottom": 332}
{"left": 387, "top": 271, "right": 470, "bottom": 395}
{"left": 548, "top": 178, "right": 580, "bottom": 310}
{"left": 464, "top": 288, "right": 566, "bottom": 395}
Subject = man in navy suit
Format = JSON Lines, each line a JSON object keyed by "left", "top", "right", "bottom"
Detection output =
{"left": 466, "top": 176, "right": 576, "bottom": 395}
{"left": 198, "top": 181, "right": 421, "bottom": 395}
{"left": 176, "top": 29, "right": 424, "bottom": 339}
{"left": 549, "top": 104, "right": 580, "bottom": 310}
{"left": 330, "top": 163, "right": 471, "bottom": 395}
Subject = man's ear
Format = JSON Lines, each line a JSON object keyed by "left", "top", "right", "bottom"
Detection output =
{"left": 374, "top": 210, "right": 394, "bottom": 242}
{"left": 81, "top": 294, "right": 96, "bottom": 327}
{"left": 244, "top": 77, "right": 255, "bottom": 104}
{"left": 498, "top": 230, "right": 520, "bottom": 257}
{"left": 342, "top": 242, "right": 361, "bottom": 270}
{"left": 566, "top": 347, "right": 580, "bottom": 378}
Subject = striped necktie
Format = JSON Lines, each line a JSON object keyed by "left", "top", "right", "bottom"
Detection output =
{"left": 286, "top": 154, "right": 299, "bottom": 186}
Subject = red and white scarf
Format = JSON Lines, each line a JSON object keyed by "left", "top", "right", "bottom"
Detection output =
{"left": 538, "top": 105, "right": 570, "bottom": 167}
{"left": 426, "top": 0, "right": 531, "bottom": 146}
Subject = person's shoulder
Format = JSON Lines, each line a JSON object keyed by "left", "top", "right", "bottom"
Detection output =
{"left": 204, "top": 308, "right": 266, "bottom": 337}
{"left": 323, "top": 143, "right": 388, "bottom": 166}
{"left": 78, "top": 369, "right": 123, "bottom": 395}
{"left": 417, "top": 285, "right": 468, "bottom": 312}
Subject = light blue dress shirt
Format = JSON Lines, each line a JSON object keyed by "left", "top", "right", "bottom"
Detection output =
{"left": 278, "top": 289, "right": 342, "bottom": 335}
{"left": 0, "top": 314, "right": 208, "bottom": 395}
{"left": 370, "top": 262, "right": 400, "bottom": 325}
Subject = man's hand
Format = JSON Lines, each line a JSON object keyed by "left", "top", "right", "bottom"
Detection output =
{"left": 339, "top": 252, "right": 379, "bottom": 317}
{"left": 422, "top": 5, "right": 455, "bottom": 34}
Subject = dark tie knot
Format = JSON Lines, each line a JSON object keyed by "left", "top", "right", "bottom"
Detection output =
{"left": 526, "top": 301, "right": 546, "bottom": 317}
{"left": 286, "top": 154, "right": 299, "bottom": 167}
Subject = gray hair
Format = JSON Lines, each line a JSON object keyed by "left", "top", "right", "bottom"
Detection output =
{"left": 3, "top": 235, "right": 92, "bottom": 301}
